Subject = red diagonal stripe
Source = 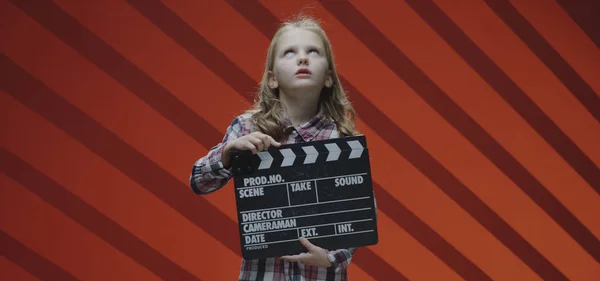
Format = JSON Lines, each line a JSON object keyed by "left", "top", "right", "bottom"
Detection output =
{"left": 124, "top": 0, "right": 257, "bottom": 101}
{"left": 8, "top": 0, "right": 221, "bottom": 149}
{"left": 0, "top": 229, "right": 78, "bottom": 281}
{"left": 317, "top": 1, "right": 596, "bottom": 277}
{"left": 7, "top": 0, "right": 247, "bottom": 255}
{"left": 125, "top": 0, "right": 255, "bottom": 103}
{"left": 351, "top": 244, "right": 409, "bottom": 281}
{"left": 485, "top": 0, "right": 600, "bottom": 145}
{"left": 0, "top": 147, "right": 200, "bottom": 281}
{"left": 556, "top": 0, "right": 600, "bottom": 48}
{"left": 404, "top": 0, "right": 600, "bottom": 263}
{"left": 225, "top": 0, "right": 278, "bottom": 36}
{"left": 405, "top": 0, "right": 600, "bottom": 198}
{"left": 0, "top": 52, "right": 240, "bottom": 255}
{"left": 371, "top": 183, "right": 491, "bottom": 280}
{"left": 0, "top": 255, "right": 39, "bottom": 281}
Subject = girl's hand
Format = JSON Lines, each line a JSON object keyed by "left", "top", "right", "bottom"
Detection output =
{"left": 280, "top": 237, "right": 332, "bottom": 268}
{"left": 222, "top": 132, "right": 281, "bottom": 168}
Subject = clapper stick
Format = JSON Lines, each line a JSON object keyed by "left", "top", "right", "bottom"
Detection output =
{"left": 230, "top": 135, "right": 378, "bottom": 259}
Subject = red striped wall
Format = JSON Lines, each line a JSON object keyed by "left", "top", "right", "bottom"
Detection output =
{"left": 1, "top": 0, "right": 599, "bottom": 280}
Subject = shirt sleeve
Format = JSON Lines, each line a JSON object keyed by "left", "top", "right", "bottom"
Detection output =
{"left": 189, "top": 116, "right": 245, "bottom": 194}
{"left": 327, "top": 247, "right": 357, "bottom": 273}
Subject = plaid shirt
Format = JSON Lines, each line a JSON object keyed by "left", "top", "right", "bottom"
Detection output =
{"left": 190, "top": 112, "right": 357, "bottom": 281}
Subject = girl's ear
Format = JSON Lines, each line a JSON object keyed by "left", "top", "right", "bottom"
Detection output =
{"left": 268, "top": 71, "right": 278, "bottom": 89}
{"left": 325, "top": 72, "right": 333, "bottom": 88}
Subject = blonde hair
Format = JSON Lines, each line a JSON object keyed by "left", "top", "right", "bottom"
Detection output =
{"left": 247, "top": 16, "right": 358, "bottom": 141}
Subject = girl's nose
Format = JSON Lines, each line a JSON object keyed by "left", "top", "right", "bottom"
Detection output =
{"left": 297, "top": 56, "right": 308, "bottom": 66}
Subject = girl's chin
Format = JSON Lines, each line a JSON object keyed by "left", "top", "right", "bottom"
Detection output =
{"left": 278, "top": 87, "right": 323, "bottom": 97}
{"left": 287, "top": 80, "right": 324, "bottom": 89}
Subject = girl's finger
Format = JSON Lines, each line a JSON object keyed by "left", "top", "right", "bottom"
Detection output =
{"left": 247, "top": 136, "right": 264, "bottom": 152}
{"left": 255, "top": 134, "right": 273, "bottom": 151}
{"left": 268, "top": 135, "right": 281, "bottom": 147}
{"left": 244, "top": 142, "right": 258, "bottom": 154}
{"left": 261, "top": 136, "right": 272, "bottom": 151}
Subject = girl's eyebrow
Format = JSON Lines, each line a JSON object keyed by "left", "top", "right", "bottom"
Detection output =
{"left": 297, "top": 43, "right": 322, "bottom": 51}
{"left": 278, "top": 44, "right": 323, "bottom": 54}
{"left": 278, "top": 44, "right": 295, "bottom": 52}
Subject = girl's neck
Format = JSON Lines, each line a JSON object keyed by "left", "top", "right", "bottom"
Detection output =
{"left": 280, "top": 90, "right": 320, "bottom": 127}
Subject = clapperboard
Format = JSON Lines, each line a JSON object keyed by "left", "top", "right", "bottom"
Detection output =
{"left": 230, "top": 135, "right": 378, "bottom": 259}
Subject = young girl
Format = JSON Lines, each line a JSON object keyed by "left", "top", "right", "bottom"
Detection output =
{"left": 190, "top": 16, "right": 359, "bottom": 281}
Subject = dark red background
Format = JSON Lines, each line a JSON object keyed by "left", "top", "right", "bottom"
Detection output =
{"left": 1, "top": 0, "right": 599, "bottom": 280}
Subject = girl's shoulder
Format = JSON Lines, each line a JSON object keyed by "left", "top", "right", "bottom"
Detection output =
{"left": 231, "top": 112, "right": 253, "bottom": 124}
{"left": 227, "top": 112, "right": 255, "bottom": 136}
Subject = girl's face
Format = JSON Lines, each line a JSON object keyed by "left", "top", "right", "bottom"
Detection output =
{"left": 269, "top": 28, "right": 332, "bottom": 95}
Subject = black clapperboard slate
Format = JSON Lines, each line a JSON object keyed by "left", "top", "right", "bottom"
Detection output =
{"left": 230, "top": 135, "right": 378, "bottom": 259}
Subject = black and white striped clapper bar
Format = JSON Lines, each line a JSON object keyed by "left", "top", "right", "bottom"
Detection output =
{"left": 230, "top": 135, "right": 378, "bottom": 259}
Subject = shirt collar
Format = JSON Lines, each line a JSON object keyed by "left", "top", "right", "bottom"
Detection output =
{"left": 281, "top": 109, "right": 332, "bottom": 142}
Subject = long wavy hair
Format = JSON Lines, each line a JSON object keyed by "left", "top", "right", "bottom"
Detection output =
{"left": 247, "top": 16, "right": 358, "bottom": 141}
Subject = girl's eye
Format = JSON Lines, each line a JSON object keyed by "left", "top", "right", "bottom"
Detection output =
{"left": 309, "top": 49, "right": 319, "bottom": 55}
{"left": 284, "top": 50, "right": 295, "bottom": 57}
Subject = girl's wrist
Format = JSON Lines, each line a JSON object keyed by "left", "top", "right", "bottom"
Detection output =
{"left": 326, "top": 253, "right": 336, "bottom": 268}
{"left": 221, "top": 142, "right": 232, "bottom": 168}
